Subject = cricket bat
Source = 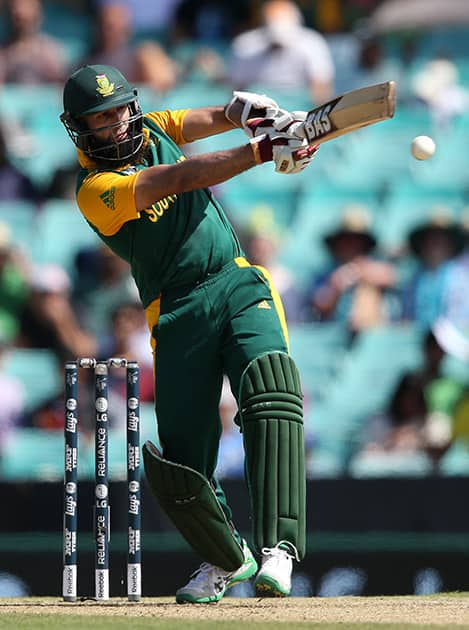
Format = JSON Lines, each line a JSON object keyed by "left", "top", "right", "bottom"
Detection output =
{"left": 302, "top": 81, "right": 396, "bottom": 145}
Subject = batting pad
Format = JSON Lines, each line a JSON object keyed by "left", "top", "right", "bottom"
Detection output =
{"left": 239, "top": 352, "right": 306, "bottom": 558}
{"left": 142, "top": 441, "right": 245, "bottom": 571}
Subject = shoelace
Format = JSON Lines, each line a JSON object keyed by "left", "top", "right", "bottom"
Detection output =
{"left": 261, "top": 540, "right": 300, "bottom": 563}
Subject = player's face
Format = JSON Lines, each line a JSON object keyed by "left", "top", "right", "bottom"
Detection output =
{"left": 84, "top": 105, "right": 130, "bottom": 142}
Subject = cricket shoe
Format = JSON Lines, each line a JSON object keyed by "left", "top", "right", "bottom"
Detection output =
{"left": 255, "top": 540, "right": 299, "bottom": 597}
{"left": 175, "top": 540, "right": 258, "bottom": 604}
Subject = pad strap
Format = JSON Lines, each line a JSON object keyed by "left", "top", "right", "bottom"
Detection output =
{"left": 142, "top": 441, "right": 244, "bottom": 571}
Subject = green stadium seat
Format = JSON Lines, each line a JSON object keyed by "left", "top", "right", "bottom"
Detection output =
{"left": 439, "top": 439, "right": 469, "bottom": 476}
{"left": 349, "top": 450, "right": 433, "bottom": 478}
{"left": 375, "top": 180, "right": 466, "bottom": 256}
{"left": 409, "top": 129, "right": 469, "bottom": 189}
{"left": 280, "top": 184, "right": 380, "bottom": 287}
{"left": 0, "top": 85, "right": 77, "bottom": 187}
{"left": 31, "top": 199, "right": 101, "bottom": 277}
{"left": 307, "top": 447, "right": 345, "bottom": 478}
{"left": 318, "top": 324, "right": 424, "bottom": 432}
{"left": 137, "top": 85, "right": 166, "bottom": 115}
{"left": 0, "top": 84, "right": 62, "bottom": 121}
{"left": 4, "top": 348, "right": 61, "bottom": 412}
{"left": 219, "top": 180, "right": 298, "bottom": 229}
{"left": 0, "top": 428, "right": 63, "bottom": 480}
{"left": 321, "top": 105, "right": 432, "bottom": 190}
{"left": 289, "top": 323, "right": 348, "bottom": 403}
{"left": 162, "top": 84, "right": 231, "bottom": 111}
{"left": 236, "top": 84, "right": 311, "bottom": 113}
{"left": 0, "top": 200, "right": 37, "bottom": 251}
{"left": 305, "top": 401, "right": 360, "bottom": 473}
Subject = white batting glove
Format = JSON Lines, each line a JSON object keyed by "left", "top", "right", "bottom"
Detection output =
{"left": 272, "top": 139, "right": 319, "bottom": 174}
{"left": 244, "top": 113, "right": 308, "bottom": 142}
{"left": 250, "top": 133, "right": 319, "bottom": 175}
{"left": 271, "top": 110, "right": 308, "bottom": 140}
{"left": 224, "top": 91, "right": 282, "bottom": 128}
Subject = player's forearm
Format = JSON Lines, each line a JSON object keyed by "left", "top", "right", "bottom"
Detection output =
{"left": 182, "top": 106, "right": 237, "bottom": 142}
{"left": 135, "top": 144, "right": 256, "bottom": 210}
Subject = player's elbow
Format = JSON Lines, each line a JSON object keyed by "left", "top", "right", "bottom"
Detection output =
{"left": 134, "top": 165, "right": 185, "bottom": 211}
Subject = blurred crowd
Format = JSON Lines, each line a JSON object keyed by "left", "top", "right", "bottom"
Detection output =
{"left": 1, "top": 0, "right": 469, "bottom": 481}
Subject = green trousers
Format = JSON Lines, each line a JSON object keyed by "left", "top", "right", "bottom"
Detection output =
{"left": 151, "top": 257, "right": 290, "bottom": 523}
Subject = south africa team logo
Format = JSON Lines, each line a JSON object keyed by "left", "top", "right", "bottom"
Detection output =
{"left": 96, "top": 74, "right": 114, "bottom": 97}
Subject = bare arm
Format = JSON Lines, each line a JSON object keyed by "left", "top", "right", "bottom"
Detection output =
{"left": 181, "top": 106, "right": 237, "bottom": 142}
{"left": 135, "top": 143, "right": 256, "bottom": 211}
{"left": 134, "top": 94, "right": 313, "bottom": 210}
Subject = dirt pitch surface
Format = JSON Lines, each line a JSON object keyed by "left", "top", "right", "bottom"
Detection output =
{"left": 1, "top": 595, "right": 469, "bottom": 625}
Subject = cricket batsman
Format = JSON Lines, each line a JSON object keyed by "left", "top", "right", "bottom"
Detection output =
{"left": 60, "top": 64, "right": 316, "bottom": 603}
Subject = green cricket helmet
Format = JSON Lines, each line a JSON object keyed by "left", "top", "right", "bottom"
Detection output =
{"left": 60, "top": 64, "right": 144, "bottom": 165}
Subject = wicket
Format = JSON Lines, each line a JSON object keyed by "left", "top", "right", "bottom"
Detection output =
{"left": 63, "top": 357, "right": 142, "bottom": 602}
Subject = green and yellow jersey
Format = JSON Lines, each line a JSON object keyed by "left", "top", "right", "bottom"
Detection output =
{"left": 75, "top": 109, "right": 243, "bottom": 309}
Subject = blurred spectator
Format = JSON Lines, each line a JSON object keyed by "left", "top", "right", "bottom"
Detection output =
{"left": 23, "top": 301, "right": 154, "bottom": 433}
{"left": 98, "top": 301, "right": 154, "bottom": 401}
{"left": 43, "top": 163, "right": 79, "bottom": 201}
{"left": 177, "top": 44, "right": 227, "bottom": 85}
{"left": 419, "top": 328, "right": 447, "bottom": 388}
{"left": 17, "top": 263, "right": 96, "bottom": 362}
{"left": 242, "top": 206, "right": 306, "bottom": 323}
{"left": 400, "top": 212, "right": 464, "bottom": 329}
{"left": 0, "top": 0, "right": 68, "bottom": 84}
{"left": 73, "top": 243, "right": 140, "bottom": 337}
{"left": 95, "top": 0, "right": 183, "bottom": 39}
{"left": 227, "top": 0, "right": 335, "bottom": 104}
{"left": 352, "top": 33, "right": 408, "bottom": 98}
{"left": 215, "top": 375, "right": 244, "bottom": 479}
{"left": 432, "top": 213, "right": 469, "bottom": 362}
{"left": 0, "top": 222, "right": 30, "bottom": 342}
{"left": 354, "top": 329, "right": 458, "bottom": 475}
{"left": 421, "top": 331, "right": 464, "bottom": 465}
{"left": 412, "top": 57, "right": 469, "bottom": 130}
{"left": 0, "top": 336, "right": 26, "bottom": 461}
{"left": 362, "top": 372, "right": 428, "bottom": 455}
{"left": 81, "top": 1, "right": 180, "bottom": 93}
{"left": 173, "top": 0, "right": 243, "bottom": 44}
{"left": 448, "top": 382, "right": 469, "bottom": 445}
{"left": 0, "top": 122, "right": 41, "bottom": 202}
{"left": 25, "top": 363, "right": 95, "bottom": 434}
{"left": 308, "top": 206, "right": 397, "bottom": 333}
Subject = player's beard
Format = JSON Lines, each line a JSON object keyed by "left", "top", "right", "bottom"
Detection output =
{"left": 89, "top": 133, "right": 146, "bottom": 169}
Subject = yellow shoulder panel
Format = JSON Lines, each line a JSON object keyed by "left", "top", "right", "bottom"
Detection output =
{"left": 76, "top": 170, "right": 140, "bottom": 236}
{"left": 145, "top": 110, "right": 190, "bottom": 145}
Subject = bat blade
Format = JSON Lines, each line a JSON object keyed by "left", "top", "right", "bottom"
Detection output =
{"left": 303, "top": 81, "right": 396, "bottom": 145}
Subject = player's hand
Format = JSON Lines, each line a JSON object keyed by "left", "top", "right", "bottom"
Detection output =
{"left": 245, "top": 113, "right": 308, "bottom": 141}
{"left": 268, "top": 110, "right": 308, "bottom": 140}
{"left": 224, "top": 91, "right": 282, "bottom": 128}
{"left": 250, "top": 133, "right": 319, "bottom": 174}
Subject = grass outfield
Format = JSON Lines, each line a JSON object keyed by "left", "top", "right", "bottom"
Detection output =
{"left": 0, "top": 595, "right": 469, "bottom": 629}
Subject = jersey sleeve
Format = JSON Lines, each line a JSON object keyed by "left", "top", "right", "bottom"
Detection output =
{"left": 76, "top": 170, "right": 140, "bottom": 236}
{"left": 145, "top": 109, "right": 190, "bottom": 145}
